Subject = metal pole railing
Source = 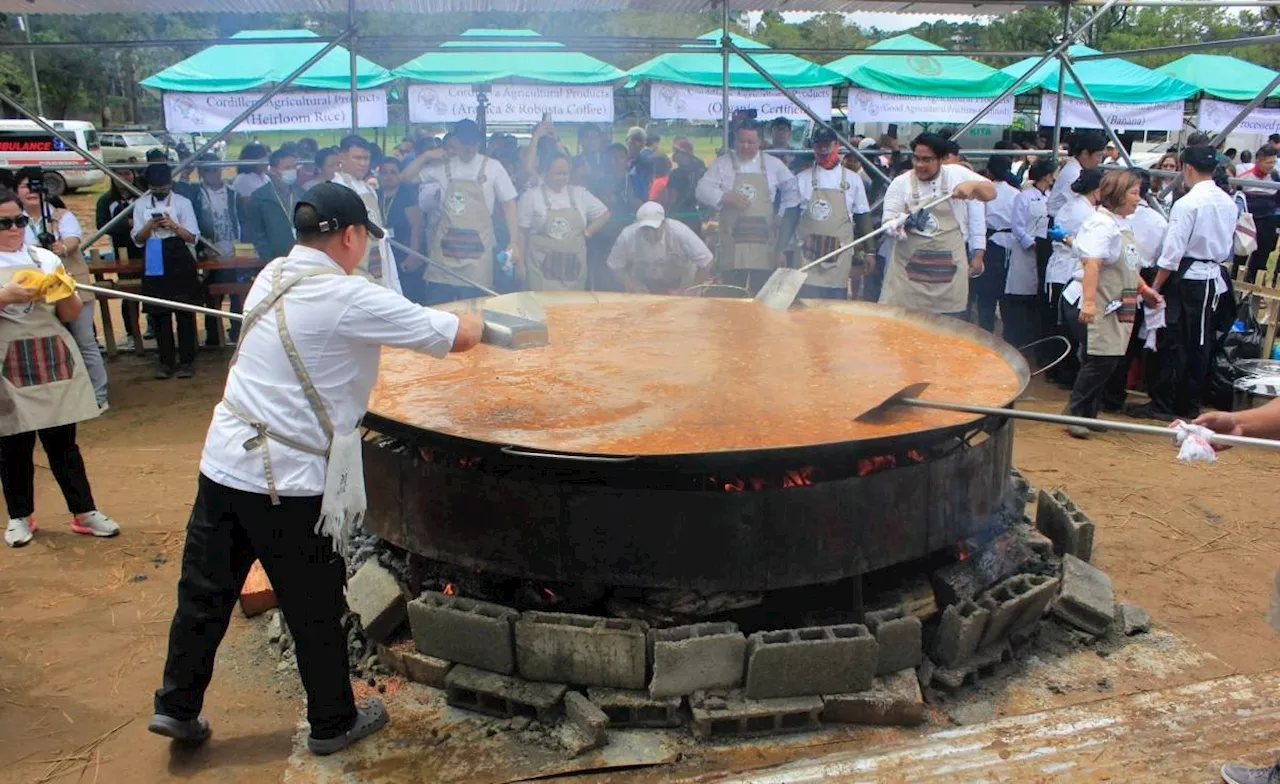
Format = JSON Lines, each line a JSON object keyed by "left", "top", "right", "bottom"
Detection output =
{"left": 720, "top": 2, "right": 730, "bottom": 154}
{"left": 725, "top": 40, "right": 890, "bottom": 187}
{"left": 1051, "top": 5, "right": 1071, "bottom": 163}
{"left": 348, "top": 0, "right": 359, "bottom": 136}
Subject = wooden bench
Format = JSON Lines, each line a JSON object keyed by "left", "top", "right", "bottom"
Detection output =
{"left": 88, "top": 251, "right": 265, "bottom": 358}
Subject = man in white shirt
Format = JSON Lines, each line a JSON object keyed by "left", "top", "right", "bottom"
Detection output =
{"left": 332, "top": 135, "right": 401, "bottom": 296}
{"left": 150, "top": 183, "right": 483, "bottom": 756}
{"left": 792, "top": 127, "right": 871, "bottom": 300}
{"left": 879, "top": 133, "right": 996, "bottom": 318}
{"left": 1139, "top": 146, "right": 1238, "bottom": 421}
{"left": 607, "top": 201, "right": 713, "bottom": 294}
{"left": 1047, "top": 131, "right": 1106, "bottom": 217}
{"left": 403, "top": 120, "right": 519, "bottom": 304}
{"left": 695, "top": 119, "right": 800, "bottom": 293}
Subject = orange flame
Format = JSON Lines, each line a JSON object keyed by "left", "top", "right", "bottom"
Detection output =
{"left": 443, "top": 583, "right": 456, "bottom": 596}
{"left": 781, "top": 467, "right": 816, "bottom": 488}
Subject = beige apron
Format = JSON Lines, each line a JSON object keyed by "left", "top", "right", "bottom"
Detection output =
{"left": 0, "top": 267, "right": 98, "bottom": 436}
{"left": 428, "top": 157, "right": 495, "bottom": 289}
{"left": 526, "top": 186, "right": 588, "bottom": 291}
{"left": 797, "top": 165, "right": 855, "bottom": 292}
{"left": 719, "top": 156, "right": 774, "bottom": 272}
{"left": 222, "top": 263, "right": 364, "bottom": 555}
{"left": 880, "top": 170, "right": 970, "bottom": 314}
{"left": 1086, "top": 218, "right": 1142, "bottom": 357}
{"left": 630, "top": 226, "right": 694, "bottom": 294}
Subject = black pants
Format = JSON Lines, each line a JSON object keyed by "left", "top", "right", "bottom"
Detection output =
{"left": 1034, "top": 237, "right": 1057, "bottom": 368}
{"left": 151, "top": 311, "right": 197, "bottom": 369}
{"left": 1147, "top": 277, "right": 1214, "bottom": 418}
{"left": 968, "top": 244, "right": 1008, "bottom": 333}
{"left": 0, "top": 424, "right": 95, "bottom": 519}
{"left": 1061, "top": 298, "right": 1125, "bottom": 419}
{"left": 721, "top": 269, "right": 772, "bottom": 296}
{"left": 1001, "top": 294, "right": 1041, "bottom": 354}
{"left": 155, "top": 475, "right": 356, "bottom": 739}
{"left": 1245, "top": 213, "right": 1279, "bottom": 285}
{"left": 1049, "top": 284, "right": 1080, "bottom": 386}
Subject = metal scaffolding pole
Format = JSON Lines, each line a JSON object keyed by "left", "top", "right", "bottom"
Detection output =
{"left": 1058, "top": 54, "right": 1168, "bottom": 217}
{"left": 726, "top": 40, "right": 890, "bottom": 187}
{"left": 1157, "top": 69, "right": 1280, "bottom": 203}
{"left": 80, "top": 26, "right": 355, "bottom": 252}
{"left": 1072, "top": 33, "right": 1280, "bottom": 60}
{"left": 949, "top": 0, "right": 1119, "bottom": 140}
{"left": 721, "top": 0, "right": 730, "bottom": 153}
{"left": 348, "top": 0, "right": 359, "bottom": 135}
{"left": 1051, "top": 3, "right": 1070, "bottom": 163}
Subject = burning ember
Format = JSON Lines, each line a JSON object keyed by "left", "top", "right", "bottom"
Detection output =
{"left": 719, "top": 467, "right": 816, "bottom": 492}
{"left": 443, "top": 583, "right": 456, "bottom": 596}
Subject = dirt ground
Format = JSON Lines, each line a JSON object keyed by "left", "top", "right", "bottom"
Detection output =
{"left": 0, "top": 191, "right": 1277, "bottom": 783}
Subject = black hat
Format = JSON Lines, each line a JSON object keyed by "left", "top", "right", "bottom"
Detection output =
{"left": 294, "top": 182, "right": 385, "bottom": 239}
{"left": 1181, "top": 145, "right": 1218, "bottom": 172}
{"left": 811, "top": 126, "right": 839, "bottom": 146}
{"left": 145, "top": 148, "right": 170, "bottom": 162}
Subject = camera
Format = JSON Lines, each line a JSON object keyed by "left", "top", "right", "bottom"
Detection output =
{"left": 23, "top": 168, "right": 47, "bottom": 195}
{"left": 37, "top": 231, "right": 55, "bottom": 250}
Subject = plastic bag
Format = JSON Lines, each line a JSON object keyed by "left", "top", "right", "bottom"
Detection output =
{"left": 1207, "top": 297, "right": 1264, "bottom": 411}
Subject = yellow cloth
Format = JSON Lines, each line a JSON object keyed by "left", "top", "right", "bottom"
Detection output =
{"left": 12, "top": 266, "right": 77, "bottom": 303}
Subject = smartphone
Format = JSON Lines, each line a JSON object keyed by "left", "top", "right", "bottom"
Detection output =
{"left": 151, "top": 211, "right": 165, "bottom": 220}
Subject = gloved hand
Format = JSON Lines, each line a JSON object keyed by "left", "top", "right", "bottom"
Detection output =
{"left": 1047, "top": 225, "right": 1069, "bottom": 242}
{"left": 12, "top": 266, "right": 76, "bottom": 303}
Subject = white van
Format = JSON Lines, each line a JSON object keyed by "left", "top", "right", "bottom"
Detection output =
{"left": 0, "top": 119, "right": 105, "bottom": 194}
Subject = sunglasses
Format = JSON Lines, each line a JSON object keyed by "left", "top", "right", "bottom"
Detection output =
{"left": 0, "top": 216, "right": 31, "bottom": 231}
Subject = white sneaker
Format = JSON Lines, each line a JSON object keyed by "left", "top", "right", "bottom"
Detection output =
{"left": 71, "top": 511, "right": 119, "bottom": 538}
{"left": 5, "top": 517, "right": 37, "bottom": 547}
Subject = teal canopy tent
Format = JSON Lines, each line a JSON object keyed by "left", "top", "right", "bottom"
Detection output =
{"left": 1156, "top": 54, "right": 1280, "bottom": 102}
{"left": 140, "top": 29, "right": 394, "bottom": 92}
{"left": 392, "top": 29, "right": 626, "bottom": 85}
{"left": 627, "top": 30, "right": 845, "bottom": 90}
{"left": 825, "top": 34, "right": 1016, "bottom": 98}
{"left": 1000, "top": 44, "right": 1197, "bottom": 103}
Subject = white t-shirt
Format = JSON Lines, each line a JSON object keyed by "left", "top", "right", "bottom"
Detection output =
{"left": 1072, "top": 210, "right": 1127, "bottom": 266}
{"left": 231, "top": 172, "right": 269, "bottom": 201}
{"left": 694, "top": 152, "right": 800, "bottom": 215}
{"left": 24, "top": 206, "right": 81, "bottom": 247}
{"left": 1047, "top": 157, "right": 1083, "bottom": 216}
{"left": 1122, "top": 203, "right": 1168, "bottom": 268}
{"left": 1046, "top": 193, "right": 1095, "bottom": 286}
{"left": 419, "top": 155, "right": 518, "bottom": 217}
{"left": 795, "top": 165, "right": 870, "bottom": 222}
{"left": 606, "top": 220, "right": 713, "bottom": 273}
{"left": 516, "top": 185, "right": 608, "bottom": 232}
{"left": 130, "top": 191, "right": 200, "bottom": 246}
{"left": 883, "top": 164, "right": 988, "bottom": 251}
{"left": 200, "top": 246, "right": 459, "bottom": 496}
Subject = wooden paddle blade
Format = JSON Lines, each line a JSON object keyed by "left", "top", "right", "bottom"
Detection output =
{"left": 754, "top": 268, "right": 808, "bottom": 311}
{"left": 853, "top": 382, "right": 932, "bottom": 423}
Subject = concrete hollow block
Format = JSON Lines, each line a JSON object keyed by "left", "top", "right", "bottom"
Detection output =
{"left": 408, "top": 592, "right": 519, "bottom": 675}
{"left": 649, "top": 622, "right": 746, "bottom": 698}
{"left": 516, "top": 611, "right": 648, "bottom": 689}
{"left": 931, "top": 599, "right": 989, "bottom": 667}
{"left": 744, "top": 624, "right": 877, "bottom": 699}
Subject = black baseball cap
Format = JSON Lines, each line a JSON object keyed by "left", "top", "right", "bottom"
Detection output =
{"left": 294, "top": 182, "right": 385, "bottom": 239}
{"left": 811, "top": 126, "right": 839, "bottom": 146}
{"left": 1180, "top": 145, "right": 1218, "bottom": 172}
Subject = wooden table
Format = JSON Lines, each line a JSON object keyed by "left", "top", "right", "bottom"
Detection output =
{"left": 88, "top": 252, "right": 266, "bottom": 358}
{"left": 1231, "top": 266, "right": 1280, "bottom": 359}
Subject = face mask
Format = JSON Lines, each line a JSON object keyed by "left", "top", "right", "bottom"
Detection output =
{"left": 817, "top": 151, "right": 841, "bottom": 170}
{"left": 281, "top": 170, "right": 298, "bottom": 186}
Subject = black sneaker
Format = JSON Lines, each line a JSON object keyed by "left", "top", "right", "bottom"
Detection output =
{"left": 1222, "top": 761, "right": 1280, "bottom": 784}
{"left": 175, "top": 364, "right": 195, "bottom": 379}
{"left": 1124, "top": 403, "right": 1173, "bottom": 422}
{"left": 155, "top": 365, "right": 174, "bottom": 380}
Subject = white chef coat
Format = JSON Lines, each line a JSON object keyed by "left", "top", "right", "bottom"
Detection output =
{"left": 130, "top": 191, "right": 199, "bottom": 245}
{"left": 986, "top": 181, "right": 1018, "bottom": 251}
{"left": 795, "top": 165, "right": 871, "bottom": 220}
{"left": 1047, "top": 157, "right": 1083, "bottom": 216}
{"left": 606, "top": 220, "right": 713, "bottom": 273}
{"left": 1006, "top": 185, "right": 1046, "bottom": 297}
{"left": 199, "top": 245, "right": 459, "bottom": 496}
{"left": 1156, "top": 179, "right": 1235, "bottom": 286}
{"left": 1122, "top": 203, "right": 1168, "bottom": 268}
{"left": 516, "top": 185, "right": 608, "bottom": 232}
{"left": 883, "top": 164, "right": 988, "bottom": 252}
{"left": 24, "top": 205, "right": 81, "bottom": 246}
{"left": 1046, "top": 193, "right": 1094, "bottom": 288}
{"left": 419, "top": 154, "right": 518, "bottom": 217}
{"left": 695, "top": 152, "right": 800, "bottom": 215}
{"left": 1062, "top": 209, "right": 1136, "bottom": 305}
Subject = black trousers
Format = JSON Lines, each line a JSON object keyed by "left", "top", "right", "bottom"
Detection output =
{"left": 151, "top": 311, "right": 197, "bottom": 369}
{"left": 1034, "top": 237, "right": 1058, "bottom": 368}
{"left": 1245, "top": 213, "right": 1279, "bottom": 285}
{"left": 1102, "top": 268, "right": 1157, "bottom": 411}
{"left": 968, "top": 244, "right": 1008, "bottom": 333}
{"left": 1050, "top": 284, "right": 1080, "bottom": 386}
{"left": 1147, "top": 277, "right": 1214, "bottom": 418}
{"left": 0, "top": 424, "right": 95, "bottom": 519}
{"left": 1061, "top": 298, "right": 1125, "bottom": 419}
{"left": 1001, "top": 294, "right": 1041, "bottom": 354}
{"left": 155, "top": 475, "right": 356, "bottom": 739}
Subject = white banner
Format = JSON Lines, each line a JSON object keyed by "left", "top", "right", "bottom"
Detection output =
{"left": 162, "top": 89, "right": 388, "bottom": 133}
{"left": 847, "top": 88, "right": 1014, "bottom": 126}
{"left": 1198, "top": 98, "right": 1280, "bottom": 137}
{"left": 408, "top": 83, "right": 614, "bottom": 124}
{"left": 648, "top": 81, "right": 833, "bottom": 122}
{"left": 1039, "top": 94, "right": 1185, "bottom": 132}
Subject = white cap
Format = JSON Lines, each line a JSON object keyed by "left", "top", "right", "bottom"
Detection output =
{"left": 1105, "top": 140, "right": 1117, "bottom": 149}
{"left": 858, "top": 137, "right": 878, "bottom": 151}
{"left": 636, "top": 201, "right": 665, "bottom": 229}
